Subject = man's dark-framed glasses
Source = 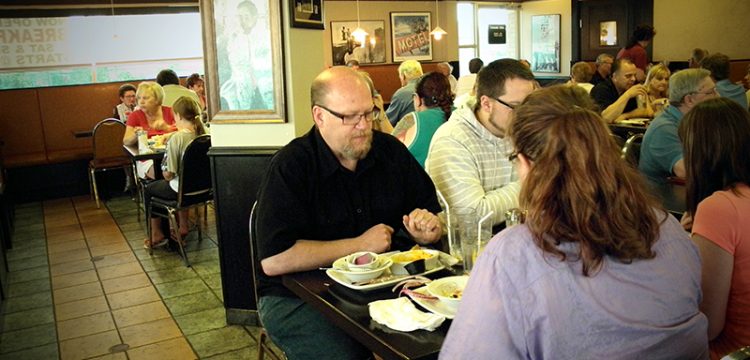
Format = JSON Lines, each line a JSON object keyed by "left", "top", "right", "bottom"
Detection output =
{"left": 491, "top": 97, "right": 517, "bottom": 110}
{"left": 316, "top": 104, "right": 379, "bottom": 125}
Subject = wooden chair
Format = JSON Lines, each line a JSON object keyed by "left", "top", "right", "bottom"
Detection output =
{"left": 88, "top": 119, "right": 132, "bottom": 208}
{"left": 146, "top": 135, "right": 212, "bottom": 267}
{"left": 248, "top": 201, "right": 285, "bottom": 360}
{"left": 620, "top": 133, "right": 644, "bottom": 168}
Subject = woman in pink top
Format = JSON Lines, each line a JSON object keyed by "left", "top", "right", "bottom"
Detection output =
{"left": 680, "top": 97, "right": 750, "bottom": 359}
{"left": 617, "top": 25, "right": 656, "bottom": 82}
{"left": 122, "top": 81, "right": 177, "bottom": 178}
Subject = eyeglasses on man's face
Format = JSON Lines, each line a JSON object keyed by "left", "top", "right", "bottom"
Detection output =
{"left": 491, "top": 97, "right": 517, "bottom": 110}
{"left": 690, "top": 87, "right": 718, "bottom": 97}
{"left": 316, "top": 104, "right": 379, "bottom": 125}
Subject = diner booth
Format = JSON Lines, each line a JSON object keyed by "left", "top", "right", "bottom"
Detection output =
{"left": 0, "top": 0, "right": 749, "bottom": 357}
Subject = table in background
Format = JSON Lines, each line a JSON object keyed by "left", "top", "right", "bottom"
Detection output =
{"left": 282, "top": 270, "right": 452, "bottom": 360}
{"left": 123, "top": 144, "right": 165, "bottom": 180}
{"left": 651, "top": 181, "right": 686, "bottom": 218}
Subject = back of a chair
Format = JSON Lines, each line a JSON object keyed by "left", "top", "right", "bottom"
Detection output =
{"left": 177, "top": 134, "right": 212, "bottom": 205}
{"left": 248, "top": 201, "right": 262, "bottom": 307}
{"left": 621, "top": 133, "right": 644, "bottom": 167}
{"left": 92, "top": 119, "right": 126, "bottom": 160}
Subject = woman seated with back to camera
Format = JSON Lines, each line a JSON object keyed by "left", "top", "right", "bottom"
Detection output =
{"left": 123, "top": 81, "right": 177, "bottom": 179}
{"left": 679, "top": 97, "right": 750, "bottom": 359}
{"left": 143, "top": 96, "right": 207, "bottom": 249}
{"left": 392, "top": 72, "right": 453, "bottom": 167}
{"left": 440, "top": 85, "right": 707, "bottom": 359}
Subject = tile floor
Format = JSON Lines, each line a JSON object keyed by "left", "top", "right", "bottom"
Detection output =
{"left": 0, "top": 195, "right": 274, "bottom": 359}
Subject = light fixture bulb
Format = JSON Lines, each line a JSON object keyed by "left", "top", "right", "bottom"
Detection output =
{"left": 430, "top": 26, "right": 447, "bottom": 40}
{"left": 352, "top": 27, "right": 368, "bottom": 45}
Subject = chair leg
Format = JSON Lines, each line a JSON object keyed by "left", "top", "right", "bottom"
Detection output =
{"left": 169, "top": 209, "right": 190, "bottom": 267}
{"left": 203, "top": 203, "right": 208, "bottom": 226}
{"left": 91, "top": 169, "right": 101, "bottom": 209}
{"left": 258, "top": 328, "right": 283, "bottom": 360}
{"left": 145, "top": 203, "right": 153, "bottom": 256}
{"left": 88, "top": 167, "right": 94, "bottom": 201}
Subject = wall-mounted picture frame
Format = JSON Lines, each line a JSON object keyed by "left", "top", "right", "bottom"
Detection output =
{"left": 531, "top": 14, "right": 560, "bottom": 73}
{"left": 331, "top": 20, "right": 386, "bottom": 66}
{"left": 390, "top": 12, "right": 432, "bottom": 62}
{"left": 290, "top": 0, "right": 324, "bottom": 29}
{"left": 200, "top": 0, "right": 286, "bottom": 123}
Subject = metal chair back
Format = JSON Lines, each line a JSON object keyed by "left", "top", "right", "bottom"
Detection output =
{"left": 176, "top": 134, "right": 212, "bottom": 206}
{"left": 92, "top": 119, "right": 127, "bottom": 160}
{"left": 621, "top": 133, "right": 644, "bottom": 167}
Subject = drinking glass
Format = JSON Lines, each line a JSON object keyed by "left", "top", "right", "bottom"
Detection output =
{"left": 445, "top": 208, "right": 475, "bottom": 262}
{"left": 460, "top": 210, "right": 492, "bottom": 274}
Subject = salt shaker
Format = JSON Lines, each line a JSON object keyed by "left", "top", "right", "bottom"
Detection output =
{"left": 504, "top": 208, "right": 527, "bottom": 227}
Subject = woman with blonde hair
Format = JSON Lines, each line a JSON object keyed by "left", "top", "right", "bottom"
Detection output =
{"left": 645, "top": 63, "right": 671, "bottom": 113}
{"left": 143, "top": 96, "right": 206, "bottom": 249}
{"left": 680, "top": 97, "right": 750, "bottom": 359}
{"left": 441, "top": 85, "right": 707, "bottom": 359}
{"left": 123, "top": 81, "right": 177, "bottom": 178}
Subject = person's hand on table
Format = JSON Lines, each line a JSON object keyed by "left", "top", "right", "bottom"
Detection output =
{"left": 357, "top": 224, "right": 393, "bottom": 253}
{"left": 151, "top": 119, "right": 170, "bottom": 131}
{"left": 403, "top": 209, "right": 442, "bottom": 245}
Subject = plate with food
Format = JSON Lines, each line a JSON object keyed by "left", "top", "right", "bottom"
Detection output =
{"left": 406, "top": 276, "right": 469, "bottom": 319}
{"left": 325, "top": 249, "right": 456, "bottom": 291}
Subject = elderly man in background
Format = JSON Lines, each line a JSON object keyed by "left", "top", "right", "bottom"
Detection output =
{"left": 591, "top": 58, "right": 652, "bottom": 123}
{"left": 156, "top": 69, "right": 200, "bottom": 107}
{"left": 436, "top": 62, "right": 458, "bottom": 94}
{"left": 256, "top": 67, "right": 442, "bottom": 359}
{"left": 426, "top": 59, "right": 535, "bottom": 228}
{"left": 702, "top": 53, "right": 748, "bottom": 108}
{"left": 688, "top": 48, "right": 709, "bottom": 68}
{"left": 639, "top": 68, "right": 718, "bottom": 185}
{"left": 113, "top": 83, "right": 137, "bottom": 122}
{"left": 386, "top": 59, "right": 423, "bottom": 126}
{"left": 590, "top": 53, "right": 614, "bottom": 86}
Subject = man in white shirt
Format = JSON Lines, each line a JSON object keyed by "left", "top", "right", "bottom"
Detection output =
{"left": 156, "top": 69, "right": 200, "bottom": 107}
{"left": 426, "top": 58, "right": 535, "bottom": 227}
{"left": 455, "top": 57, "right": 483, "bottom": 99}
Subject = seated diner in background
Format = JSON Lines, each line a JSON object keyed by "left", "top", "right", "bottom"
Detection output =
{"left": 679, "top": 97, "right": 750, "bottom": 359}
{"left": 701, "top": 53, "right": 749, "bottom": 109}
{"left": 123, "top": 81, "right": 177, "bottom": 179}
{"left": 358, "top": 71, "right": 393, "bottom": 134}
{"left": 113, "top": 83, "right": 136, "bottom": 122}
{"left": 143, "top": 96, "right": 206, "bottom": 249}
{"left": 644, "top": 63, "right": 671, "bottom": 114}
{"left": 440, "top": 85, "right": 708, "bottom": 359}
{"left": 255, "top": 66, "right": 442, "bottom": 360}
{"left": 567, "top": 61, "right": 594, "bottom": 93}
{"left": 186, "top": 73, "right": 207, "bottom": 110}
{"left": 591, "top": 58, "right": 653, "bottom": 123}
{"left": 590, "top": 53, "right": 614, "bottom": 86}
{"left": 392, "top": 72, "right": 453, "bottom": 167}
{"left": 639, "top": 68, "right": 717, "bottom": 185}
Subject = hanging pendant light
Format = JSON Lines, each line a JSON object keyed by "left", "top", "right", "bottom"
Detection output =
{"left": 430, "top": 0, "right": 447, "bottom": 40}
{"left": 351, "top": 0, "right": 368, "bottom": 47}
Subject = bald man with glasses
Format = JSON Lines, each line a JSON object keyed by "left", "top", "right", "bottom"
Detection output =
{"left": 254, "top": 66, "right": 442, "bottom": 359}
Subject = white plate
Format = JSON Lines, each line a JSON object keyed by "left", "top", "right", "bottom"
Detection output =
{"left": 325, "top": 251, "right": 453, "bottom": 291}
{"left": 407, "top": 286, "right": 459, "bottom": 319}
{"left": 615, "top": 118, "right": 648, "bottom": 125}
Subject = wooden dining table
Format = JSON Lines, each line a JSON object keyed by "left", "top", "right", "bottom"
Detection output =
{"left": 282, "top": 269, "right": 455, "bottom": 360}
{"left": 123, "top": 144, "right": 166, "bottom": 179}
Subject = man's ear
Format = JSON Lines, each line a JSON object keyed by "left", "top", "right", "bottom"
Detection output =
{"left": 478, "top": 95, "right": 493, "bottom": 113}
{"left": 312, "top": 106, "right": 325, "bottom": 127}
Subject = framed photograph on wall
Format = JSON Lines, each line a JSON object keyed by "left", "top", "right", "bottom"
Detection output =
{"left": 331, "top": 20, "right": 386, "bottom": 66}
{"left": 531, "top": 14, "right": 561, "bottom": 73}
{"left": 290, "top": 0, "right": 324, "bottom": 29}
{"left": 200, "top": 0, "right": 286, "bottom": 123}
{"left": 390, "top": 12, "right": 432, "bottom": 62}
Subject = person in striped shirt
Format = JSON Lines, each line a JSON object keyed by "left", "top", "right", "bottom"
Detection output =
{"left": 426, "top": 58, "right": 535, "bottom": 228}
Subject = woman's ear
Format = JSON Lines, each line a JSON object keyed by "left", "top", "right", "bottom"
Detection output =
{"left": 517, "top": 153, "right": 533, "bottom": 180}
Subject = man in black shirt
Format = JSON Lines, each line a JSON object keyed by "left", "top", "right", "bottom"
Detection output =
{"left": 255, "top": 66, "right": 443, "bottom": 359}
{"left": 590, "top": 53, "right": 614, "bottom": 86}
{"left": 591, "top": 58, "right": 651, "bottom": 123}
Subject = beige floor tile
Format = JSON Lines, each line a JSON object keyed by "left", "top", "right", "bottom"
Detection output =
{"left": 107, "top": 286, "right": 161, "bottom": 310}
{"left": 112, "top": 301, "right": 170, "bottom": 328}
{"left": 45, "top": 223, "right": 81, "bottom": 236}
{"left": 53, "top": 281, "right": 104, "bottom": 304}
{"left": 44, "top": 216, "right": 79, "bottom": 228}
{"left": 88, "top": 353, "right": 128, "bottom": 360}
{"left": 90, "top": 242, "right": 131, "bottom": 257}
{"left": 93, "top": 252, "right": 138, "bottom": 269}
{"left": 57, "top": 311, "right": 116, "bottom": 341}
{"left": 51, "top": 270, "right": 99, "bottom": 290}
{"left": 102, "top": 273, "right": 151, "bottom": 294}
{"left": 97, "top": 261, "right": 143, "bottom": 281}
{"left": 87, "top": 234, "right": 127, "bottom": 247}
{"left": 59, "top": 329, "right": 121, "bottom": 360}
{"left": 47, "top": 231, "right": 85, "bottom": 244}
{"left": 50, "top": 259, "right": 95, "bottom": 276}
{"left": 48, "top": 247, "right": 91, "bottom": 265}
{"left": 55, "top": 296, "right": 110, "bottom": 321}
{"left": 119, "top": 318, "right": 182, "bottom": 348}
{"left": 48, "top": 239, "right": 88, "bottom": 255}
{"left": 126, "top": 337, "right": 196, "bottom": 360}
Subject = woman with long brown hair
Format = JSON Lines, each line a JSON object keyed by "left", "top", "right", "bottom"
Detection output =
{"left": 441, "top": 85, "right": 707, "bottom": 359}
{"left": 680, "top": 97, "right": 750, "bottom": 359}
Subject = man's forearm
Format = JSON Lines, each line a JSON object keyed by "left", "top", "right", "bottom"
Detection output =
{"left": 601, "top": 98, "right": 629, "bottom": 123}
{"left": 260, "top": 238, "right": 363, "bottom": 277}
